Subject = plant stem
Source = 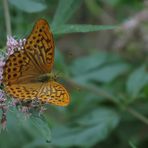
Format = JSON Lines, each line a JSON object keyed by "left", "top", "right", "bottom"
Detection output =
{"left": 126, "top": 107, "right": 148, "bottom": 125}
{"left": 66, "top": 78, "right": 148, "bottom": 125}
{"left": 3, "top": 0, "right": 12, "bottom": 36}
{"left": 67, "top": 78, "right": 121, "bottom": 105}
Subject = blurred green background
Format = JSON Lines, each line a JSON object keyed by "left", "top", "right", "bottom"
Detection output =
{"left": 0, "top": 0, "right": 148, "bottom": 148}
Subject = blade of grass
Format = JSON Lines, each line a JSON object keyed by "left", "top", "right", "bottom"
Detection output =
{"left": 53, "top": 24, "right": 118, "bottom": 34}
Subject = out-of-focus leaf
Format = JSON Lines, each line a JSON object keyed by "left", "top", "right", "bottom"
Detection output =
{"left": 53, "top": 24, "right": 118, "bottom": 34}
{"left": 54, "top": 48, "right": 69, "bottom": 75}
{"left": 129, "top": 141, "right": 137, "bottom": 148}
{"left": 52, "top": 0, "right": 82, "bottom": 27}
{"left": 85, "top": 0, "right": 101, "bottom": 17}
{"left": 126, "top": 65, "right": 148, "bottom": 98}
{"left": 103, "top": 0, "right": 120, "bottom": 6}
{"left": 52, "top": 108, "right": 119, "bottom": 147}
{"left": 70, "top": 52, "right": 108, "bottom": 76}
{"left": 0, "top": 109, "right": 51, "bottom": 148}
{"left": 9, "top": 0, "right": 46, "bottom": 13}
{"left": 73, "top": 63, "right": 129, "bottom": 85}
{"left": 70, "top": 52, "right": 126, "bottom": 76}
{"left": 70, "top": 90, "right": 106, "bottom": 117}
{"left": 77, "top": 108, "right": 119, "bottom": 125}
{"left": 29, "top": 116, "right": 51, "bottom": 142}
{"left": 23, "top": 139, "right": 50, "bottom": 148}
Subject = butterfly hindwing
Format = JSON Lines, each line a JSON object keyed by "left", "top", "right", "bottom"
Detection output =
{"left": 38, "top": 81, "right": 70, "bottom": 106}
{"left": 5, "top": 83, "right": 42, "bottom": 100}
{"left": 6, "top": 81, "right": 70, "bottom": 106}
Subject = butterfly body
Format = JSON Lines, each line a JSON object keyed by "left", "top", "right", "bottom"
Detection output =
{"left": 2, "top": 19, "right": 70, "bottom": 106}
{"left": 35, "top": 73, "right": 56, "bottom": 83}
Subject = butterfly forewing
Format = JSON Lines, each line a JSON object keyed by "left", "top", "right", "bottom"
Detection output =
{"left": 24, "top": 19, "right": 55, "bottom": 73}
{"left": 2, "top": 50, "right": 40, "bottom": 85}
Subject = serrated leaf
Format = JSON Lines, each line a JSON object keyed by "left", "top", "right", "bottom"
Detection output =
{"left": 126, "top": 65, "right": 148, "bottom": 98}
{"left": 52, "top": 0, "right": 82, "bottom": 27}
{"left": 52, "top": 108, "right": 119, "bottom": 147}
{"left": 73, "top": 63, "right": 129, "bottom": 85}
{"left": 53, "top": 24, "right": 118, "bottom": 34}
{"left": 9, "top": 0, "right": 46, "bottom": 13}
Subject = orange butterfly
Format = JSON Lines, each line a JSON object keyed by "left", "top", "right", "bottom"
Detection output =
{"left": 2, "top": 19, "right": 70, "bottom": 106}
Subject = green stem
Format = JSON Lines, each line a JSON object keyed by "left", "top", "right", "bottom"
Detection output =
{"left": 66, "top": 78, "right": 148, "bottom": 125}
{"left": 126, "top": 107, "right": 148, "bottom": 125}
{"left": 67, "top": 78, "right": 122, "bottom": 106}
{"left": 3, "top": 0, "right": 12, "bottom": 36}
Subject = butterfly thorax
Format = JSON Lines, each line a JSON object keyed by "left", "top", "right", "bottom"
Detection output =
{"left": 36, "top": 73, "right": 56, "bottom": 83}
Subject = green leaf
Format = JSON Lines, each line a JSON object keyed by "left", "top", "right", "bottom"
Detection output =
{"left": 52, "top": 108, "right": 119, "bottom": 147}
{"left": 70, "top": 90, "right": 106, "bottom": 117}
{"left": 126, "top": 65, "right": 148, "bottom": 98}
{"left": 73, "top": 63, "right": 129, "bottom": 85}
{"left": 22, "top": 140, "right": 50, "bottom": 148}
{"left": 70, "top": 52, "right": 126, "bottom": 76}
{"left": 52, "top": 0, "right": 82, "bottom": 27}
{"left": 29, "top": 116, "right": 51, "bottom": 142}
{"left": 77, "top": 108, "right": 119, "bottom": 126}
{"left": 9, "top": 0, "right": 46, "bottom": 13}
{"left": 70, "top": 52, "right": 108, "bottom": 76}
{"left": 53, "top": 24, "right": 118, "bottom": 34}
{"left": 54, "top": 48, "right": 69, "bottom": 75}
{"left": 129, "top": 141, "right": 137, "bottom": 148}
{"left": 103, "top": 0, "right": 120, "bottom": 6}
{"left": 0, "top": 109, "right": 51, "bottom": 148}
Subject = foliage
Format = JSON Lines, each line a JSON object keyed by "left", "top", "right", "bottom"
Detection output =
{"left": 0, "top": 0, "right": 148, "bottom": 148}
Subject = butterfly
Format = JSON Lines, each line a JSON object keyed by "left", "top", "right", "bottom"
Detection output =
{"left": 2, "top": 19, "right": 70, "bottom": 106}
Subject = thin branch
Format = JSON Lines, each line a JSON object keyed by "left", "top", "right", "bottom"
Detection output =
{"left": 3, "top": 0, "right": 12, "bottom": 36}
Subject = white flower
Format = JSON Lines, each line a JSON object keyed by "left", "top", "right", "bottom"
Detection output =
{"left": 6, "top": 36, "right": 26, "bottom": 56}
{"left": 0, "top": 58, "right": 5, "bottom": 85}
